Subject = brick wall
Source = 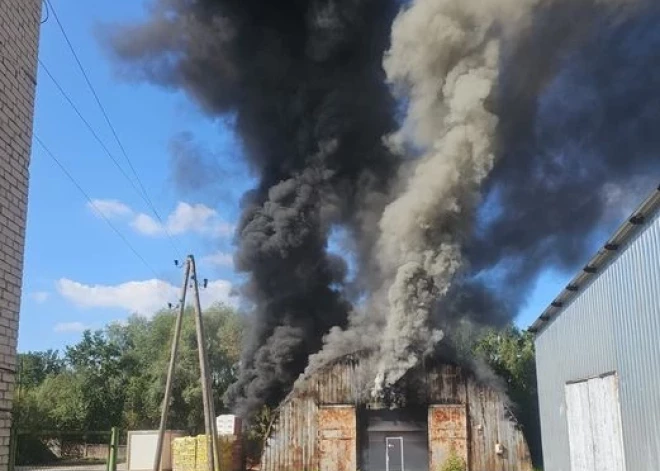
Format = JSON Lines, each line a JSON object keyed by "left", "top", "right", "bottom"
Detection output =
{"left": 0, "top": 0, "right": 42, "bottom": 468}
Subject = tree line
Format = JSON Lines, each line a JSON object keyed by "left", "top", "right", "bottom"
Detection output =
{"left": 15, "top": 303, "right": 243, "bottom": 434}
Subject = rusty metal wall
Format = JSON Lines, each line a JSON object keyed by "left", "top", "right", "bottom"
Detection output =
{"left": 465, "top": 382, "right": 532, "bottom": 471}
{"left": 260, "top": 362, "right": 533, "bottom": 471}
{"left": 318, "top": 406, "right": 357, "bottom": 471}
{"left": 535, "top": 210, "right": 660, "bottom": 471}
{"left": 428, "top": 405, "right": 468, "bottom": 470}
{"left": 261, "top": 398, "right": 319, "bottom": 471}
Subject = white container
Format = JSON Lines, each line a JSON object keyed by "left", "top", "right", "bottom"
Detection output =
{"left": 216, "top": 414, "right": 242, "bottom": 436}
{"left": 127, "top": 430, "right": 186, "bottom": 471}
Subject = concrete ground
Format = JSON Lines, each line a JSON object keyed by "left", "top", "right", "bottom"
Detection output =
{"left": 17, "top": 465, "right": 127, "bottom": 471}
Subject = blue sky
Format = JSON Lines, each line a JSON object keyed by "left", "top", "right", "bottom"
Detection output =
{"left": 19, "top": 0, "right": 578, "bottom": 352}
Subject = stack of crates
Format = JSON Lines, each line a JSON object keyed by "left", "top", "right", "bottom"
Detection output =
{"left": 195, "top": 435, "right": 211, "bottom": 471}
{"left": 172, "top": 437, "right": 198, "bottom": 471}
{"left": 172, "top": 434, "right": 242, "bottom": 471}
{"left": 218, "top": 435, "right": 242, "bottom": 471}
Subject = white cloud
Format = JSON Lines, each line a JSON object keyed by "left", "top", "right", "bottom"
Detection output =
{"left": 161, "top": 202, "right": 234, "bottom": 237}
{"left": 31, "top": 291, "right": 50, "bottom": 303}
{"left": 202, "top": 251, "right": 234, "bottom": 268}
{"left": 88, "top": 200, "right": 235, "bottom": 238}
{"left": 54, "top": 322, "right": 89, "bottom": 333}
{"left": 88, "top": 199, "right": 133, "bottom": 219}
{"left": 131, "top": 213, "right": 163, "bottom": 236}
{"left": 168, "top": 202, "right": 217, "bottom": 234}
{"left": 57, "top": 277, "right": 236, "bottom": 316}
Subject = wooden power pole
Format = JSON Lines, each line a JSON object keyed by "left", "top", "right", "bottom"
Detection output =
{"left": 153, "top": 255, "right": 220, "bottom": 471}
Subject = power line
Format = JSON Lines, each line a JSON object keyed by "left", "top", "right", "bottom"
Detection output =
{"left": 44, "top": 0, "right": 185, "bottom": 260}
{"left": 38, "top": 60, "right": 143, "bottom": 199}
{"left": 37, "top": 59, "right": 185, "bottom": 261}
{"left": 34, "top": 134, "right": 160, "bottom": 279}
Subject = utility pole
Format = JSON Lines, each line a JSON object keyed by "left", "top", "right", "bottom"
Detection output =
{"left": 153, "top": 255, "right": 219, "bottom": 471}
{"left": 190, "top": 256, "right": 221, "bottom": 471}
{"left": 154, "top": 258, "right": 190, "bottom": 471}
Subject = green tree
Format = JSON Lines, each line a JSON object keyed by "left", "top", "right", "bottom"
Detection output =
{"left": 116, "top": 304, "right": 244, "bottom": 432}
{"left": 18, "top": 350, "right": 64, "bottom": 388}
{"left": 31, "top": 373, "right": 87, "bottom": 431}
{"left": 65, "top": 330, "right": 127, "bottom": 430}
{"left": 474, "top": 326, "right": 542, "bottom": 467}
{"left": 13, "top": 303, "right": 244, "bottom": 436}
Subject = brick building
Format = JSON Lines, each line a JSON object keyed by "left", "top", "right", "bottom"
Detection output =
{"left": 0, "top": 0, "right": 42, "bottom": 467}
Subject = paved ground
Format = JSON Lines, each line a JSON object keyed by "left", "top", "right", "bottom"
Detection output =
{"left": 17, "top": 464, "right": 127, "bottom": 471}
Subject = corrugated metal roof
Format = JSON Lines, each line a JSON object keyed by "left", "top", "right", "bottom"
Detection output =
{"left": 529, "top": 184, "right": 660, "bottom": 336}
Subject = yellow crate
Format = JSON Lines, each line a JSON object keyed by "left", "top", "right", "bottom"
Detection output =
{"left": 177, "top": 434, "right": 241, "bottom": 471}
{"left": 172, "top": 437, "right": 198, "bottom": 471}
{"left": 195, "top": 435, "right": 212, "bottom": 471}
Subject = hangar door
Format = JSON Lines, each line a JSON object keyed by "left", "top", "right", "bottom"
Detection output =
{"left": 361, "top": 409, "right": 429, "bottom": 471}
{"left": 565, "top": 373, "right": 626, "bottom": 471}
{"left": 319, "top": 406, "right": 357, "bottom": 471}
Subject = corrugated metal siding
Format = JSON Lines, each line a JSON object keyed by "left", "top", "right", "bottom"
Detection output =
{"left": 261, "top": 362, "right": 533, "bottom": 471}
{"left": 261, "top": 398, "right": 319, "bottom": 471}
{"left": 428, "top": 405, "right": 468, "bottom": 469}
{"left": 535, "top": 210, "right": 660, "bottom": 471}
{"left": 465, "top": 381, "right": 532, "bottom": 471}
{"left": 425, "top": 364, "right": 468, "bottom": 404}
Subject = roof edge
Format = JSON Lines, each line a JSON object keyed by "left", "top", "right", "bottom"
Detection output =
{"left": 529, "top": 183, "right": 660, "bottom": 337}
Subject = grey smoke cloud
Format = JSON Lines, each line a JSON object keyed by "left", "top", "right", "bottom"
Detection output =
{"left": 309, "top": 0, "right": 659, "bottom": 394}
{"left": 103, "top": 0, "right": 659, "bottom": 417}
{"left": 372, "top": 0, "right": 506, "bottom": 391}
{"left": 169, "top": 132, "right": 226, "bottom": 194}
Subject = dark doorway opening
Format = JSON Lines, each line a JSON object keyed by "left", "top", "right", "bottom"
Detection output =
{"left": 359, "top": 408, "right": 429, "bottom": 471}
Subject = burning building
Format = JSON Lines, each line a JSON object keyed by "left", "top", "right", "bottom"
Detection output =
{"left": 259, "top": 357, "right": 533, "bottom": 471}
{"left": 106, "top": 2, "right": 660, "bottom": 466}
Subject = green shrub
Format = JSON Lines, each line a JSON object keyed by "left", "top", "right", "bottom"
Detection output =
{"left": 16, "top": 434, "right": 58, "bottom": 465}
{"left": 440, "top": 450, "right": 466, "bottom": 471}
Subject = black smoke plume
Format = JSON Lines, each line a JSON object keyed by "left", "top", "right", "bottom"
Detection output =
{"left": 467, "top": 0, "right": 660, "bottom": 307}
{"left": 103, "top": 0, "right": 659, "bottom": 418}
{"left": 103, "top": 0, "right": 400, "bottom": 416}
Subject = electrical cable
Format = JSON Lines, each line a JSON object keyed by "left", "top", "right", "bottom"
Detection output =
{"left": 44, "top": 0, "right": 185, "bottom": 261}
{"left": 38, "top": 59, "right": 185, "bottom": 262}
{"left": 34, "top": 134, "right": 160, "bottom": 279}
{"left": 38, "top": 60, "right": 143, "bottom": 201}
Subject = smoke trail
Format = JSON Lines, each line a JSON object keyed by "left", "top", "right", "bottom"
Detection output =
{"left": 104, "top": 0, "right": 660, "bottom": 415}
{"left": 378, "top": 0, "right": 660, "bottom": 387}
{"left": 371, "top": 0, "right": 507, "bottom": 392}
{"left": 103, "top": 0, "right": 400, "bottom": 417}
{"left": 308, "top": 0, "right": 659, "bottom": 394}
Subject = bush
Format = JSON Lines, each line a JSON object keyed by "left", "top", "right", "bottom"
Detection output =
{"left": 16, "top": 434, "right": 58, "bottom": 465}
{"left": 439, "top": 450, "right": 466, "bottom": 471}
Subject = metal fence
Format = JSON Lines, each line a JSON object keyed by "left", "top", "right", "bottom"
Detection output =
{"left": 11, "top": 430, "right": 125, "bottom": 471}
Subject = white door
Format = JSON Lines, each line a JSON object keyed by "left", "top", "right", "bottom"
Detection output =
{"left": 566, "top": 380, "right": 595, "bottom": 471}
{"left": 588, "top": 375, "right": 626, "bottom": 471}
{"left": 565, "top": 373, "right": 626, "bottom": 471}
{"left": 386, "top": 437, "right": 404, "bottom": 471}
